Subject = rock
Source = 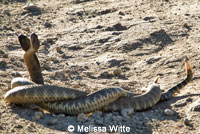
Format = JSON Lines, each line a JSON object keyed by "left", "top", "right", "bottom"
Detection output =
{"left": 56, "top": 48, "right": 63, "bottom": 54}
{"left": 189, "top": 98, "right": 200, "bottom": 112}
{"left": 184, "top": 23, "right": 192, "bottom": 31}
{"left": 95, "top": 53, "right": 126, "bottom": 67}
{"left": 186, "top": 98, "right": 193, "bottom": 102}
{"left": 42, "top": 63, "right": 50, "bottom": 70}
{"left": 151, "top": 118, "right": 158, "bottom": 122}
{"left": 91, "top": 112, "right": 103, "bottom": 125}
{"left": 119, "top": 11, "right": 125, "bottom": 16}
{"left": 191, "top": 105, "right": 200, "bottom": 112}
{"left": 105, "top": 23, "right": 127, "bottom": 31}
{"left": 24, "top": 3, "right": 39, "bottom": 11}
{"left": 183, "top": 118, "right": 192, "bottom": 127}
{"left": 114, "top": 115, "right": 122, "bottom": 122}
{"left": 77, "top": 113, "right": 89, "bottom": 122}
{"left": 23, "top": 27, "right": 30, "bottom": 32}
{"left": 94, "top": 119, "right": 104, "bottom": 125}
{"left": 15, "top": 24, "right": 21, "bottom": 29}
{"left": 11, "top": 71, "right": 21, "bottom": 77}
{"left": 100, "top": 71, "right": 112, "bottom": 78}
{"left": 68, "top": 44, "right": 83, "bottom": 51}
{"left": 0, "top": 50, "right": 5, "bottom": 55}
{"left": 46, "top": 38, "right": 53, "bottom": 43}
{"left": 26, "top": 123, "right": 36, "bottom": 132}
{"left": 47, "top": 119, "right": 58, "bottom": 126}
{"left": 121, "top": 108, "right": 134, "bottom": 117}
{"left": 14, "top": 124, "right": 23, "bottom": 129}
{"left": 143, "top": 16, "right": 154, "bottom": 21}
{"left": 112, "top": 31, "right": 122, "bottom": 35}
{"left": 33, "top": 112, "right": 44, "bottom": 121}
{"left": 174, "top": 100, "right": 187, "bottom": 108}
{"left": 52, "top": 113, "right": 56, "bottom": 117}
{"left": 104, "top": 113, "right": 113, "bottom": 121}
{"left": 56, "top": 47, "right": 62, "bottom": 52}
{"left": 57, "top": 114, "right": 65, "bottom": 118}
{"left": 113, "top": 68, "right": 122, "bottom": 76}
{"left": 108, "top": 58, "right": 125, "bottom": 68}
{"left": 92, "top": 111, "right": 103, "bottom": 117}
{"left": 98, "top": 37, "right": 110, "bottom": 43}
{"left": 113, "top": 81, "right": 119, "bottom": 85}
{"left": 44, "top": 21, "right": 52, "bottom": 28}
{"left": 0, "top": 60, "right": 7, "bottom": 68}
{"left": 54, "top": 71, "right": 67, "bottom": 81}
{"left": 164, "top": 109, "right": 174, "bottom": 116}
{"left": 3, "top": 10, "right": 10, "bottom": 16}
{"left": 3, "top": 54, "right": 8, "bottom": 58}
{"left": 135, "top": 57, "right": 161, "bottom": 68}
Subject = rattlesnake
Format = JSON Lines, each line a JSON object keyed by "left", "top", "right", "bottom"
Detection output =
{"left": 4, "top": 33, "right": 193, "bottom": 115}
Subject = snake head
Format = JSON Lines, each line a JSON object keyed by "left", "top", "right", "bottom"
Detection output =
{"left": 30, "top": 33, "right": 40, "bottom": 51}
{"left": 18, "top": 34, "right": 30, "bottom": 51}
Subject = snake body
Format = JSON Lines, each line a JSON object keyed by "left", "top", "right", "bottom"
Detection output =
{"left": 4, "top": 33, "right": 193, "bottom": 115}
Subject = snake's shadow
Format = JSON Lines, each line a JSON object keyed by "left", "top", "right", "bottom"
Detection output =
{"left": 10, "top": 93, "right": 200, "bottom": 133}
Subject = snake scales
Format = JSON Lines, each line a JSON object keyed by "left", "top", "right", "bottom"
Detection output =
{"left": 4, "top": 33, "right": 193, "bottom": 115}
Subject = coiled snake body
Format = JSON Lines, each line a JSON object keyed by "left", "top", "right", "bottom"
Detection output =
{"left": 4, "top": 33, "right": 193, "bottom": 115}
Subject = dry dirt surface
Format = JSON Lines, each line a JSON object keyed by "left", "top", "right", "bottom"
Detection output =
{"left": 0, "top": 0, "right": 200, "bottom": 133}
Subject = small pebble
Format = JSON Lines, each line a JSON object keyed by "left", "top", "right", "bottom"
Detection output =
{"left": 77, "top": 113, "right": 89, "bottom": 122}
{"left": 0, "top": 50, "right": 5, "bottom": 54}
{"left": 3, "top": 54, "right": 8, "bottom": 58}
{"left": 26, "top": 122, "right": 36, "bottom": 132}
{"left": 44, "top": 21, "right": 52, "bottom": 28}
{"left": 105, "top": 113, "right": 113, "bottom": 118}
{"left": 56, "top": 47, "right": 62, "bottom": 52}
{"left": 0, "top": 125, "right": 3, "bottom": 130}
{"left": 152, "top": 118, "right": 158, "bottom": 122}
{"left": 0, "top": 60, "right": 7, "bottom": 67}
{"left": 121, "top": 108, "right": 134, "bottom": 117}
{"left": 119, "top": 11, "right": 125, "bottom": 16}
{"left": 15, "top": 24, "right": 21, "bottom": 29}
{"left": 104, "top": 113, "right": 113, "bottom": 121}
{"left": 52, "top": 113, "right": 56, "bottom": 117}
{"left": 14, "top": 124, "right": 23, "bottom": 129}
{"left": 23, "top": 27, "right": 30, "bottom": 32}
{"left": 174, "top": 101, "right": 187, "bottom": 108}
{"left": 192, "top": 104, "right": 200, "bottom": 112}
{"left": 11, "top": 71, "right": 21, "bottom": 77}
{"left": 23, "top": 3, "right": 38, "bottom": 11}
{"left": 57, "top": 114, "right": 65, "bottom": 118}
{"left": 54, "top": 71, "right": 66, "bottom": 81}
{"left": 33, "top": 112, "right": 44, "bottom": 121}
{"left": 114, "top": 115, "right": 122, "bottom": 122}
{"left": 92, "top": 111, "right": 103, "bottom": 117}
{"left": 42, "top": 63, "right": 50, "bottom": 70}
{"left": 186, "top": 98, "right": 193, "bottom": 102}
{"left": 189, "top": 98, "right": 200, "bottom": 112}
{"left": 101, "top": 71, "right": 112, "bottom": 78}
{"left": 164, "top": 109, "right": 174, "bottom": 116}
{"left": 184, "top": 118, "right": 192, "bottom": 126}
{"left": 3, "top": 10, "right": 10, "bottom": 16}
{"left": 47, "top": 119, "right": 58, "bottom": 126}
{"left": 46, "top": 38, "right": 55, "bottom": 43}
{"left": 113, "top": 68, "right": 122, "bottom": 76}
{"left": 94, "top": 119, "right": 104, "bottom": 125}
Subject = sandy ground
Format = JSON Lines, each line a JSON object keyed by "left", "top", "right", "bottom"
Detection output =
{"left": 0, "top": 0, "right": 200, "bottom": 133}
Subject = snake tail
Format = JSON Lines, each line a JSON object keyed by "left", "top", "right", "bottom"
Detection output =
{"left": 160, "top": 58, "right": 193, "bottom": 101}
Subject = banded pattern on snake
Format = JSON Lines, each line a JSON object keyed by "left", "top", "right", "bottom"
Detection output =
{"left": 4, "top": 33, "right": 193, "bottom": 115}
